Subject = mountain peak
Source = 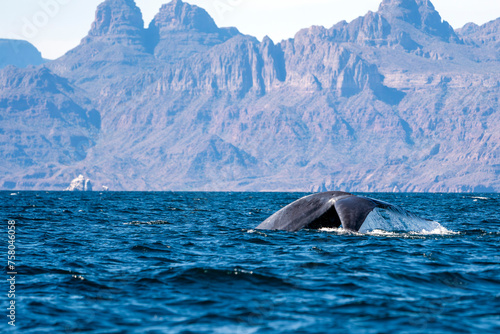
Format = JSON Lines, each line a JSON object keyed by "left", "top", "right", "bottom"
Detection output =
{"left": 85, "top": 0, "right": 145, "bottom": 46}
{"left": 378, "top": 0, "right": 459, "bottom": 42}
{"left": 0, "top": 39, "right": 45, "bottom": 69}
{"left": 151, "top": 0, "right": 219, "bottom": 33}
{"left": 379, "top": 0, "right": 421, "bottom": 26}
{"left": 146, "top": 0, "right": 237, "bottom": 63}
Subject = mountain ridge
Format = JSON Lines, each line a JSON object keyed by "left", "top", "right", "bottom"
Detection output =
{"left": 0, "top": 39, "right": 46, "bottom": 69}
{"left": 0, "top": 0, "right": 499, "bottom": 192}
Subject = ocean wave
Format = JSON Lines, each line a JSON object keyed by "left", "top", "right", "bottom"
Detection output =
{"left": 130, "top": 244, "right": 172, "bottom": 253}
{"left": 165, "top": 267, "right": 292, "bottom": 288}
{"left": 6, "top": 191, "right": 499, "bottom": 333}
{"left": 124, "top": 220, "right": 171, "bottom": 225}
{"left": 387, "top": 271, "right": 470, "bottom": 288}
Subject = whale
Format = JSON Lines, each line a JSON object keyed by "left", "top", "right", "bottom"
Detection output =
{"left": 256, "top": 191, "right": 399, "bottom": 232}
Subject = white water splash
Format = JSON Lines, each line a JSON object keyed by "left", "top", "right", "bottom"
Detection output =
{"left": 318, "top": 227, "right": 355, "bottom": 235}
{"left": 319, "top": 207, "right": 456, "bottom": 236}
{"left": 365, "top": 228, "right": 458, "bottom": 238}
{"left": 359, "top": 207, "right": 454, "bottom": 235}
{"left": 470, "top": 196, "right": 490, "bottom": 201}
{"left": 246, "top": 229, "right": 268, "bottom": 237}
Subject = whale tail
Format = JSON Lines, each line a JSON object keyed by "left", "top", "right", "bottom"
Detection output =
{"left": 256, "top": 192, "right": 398, "bottom": 232}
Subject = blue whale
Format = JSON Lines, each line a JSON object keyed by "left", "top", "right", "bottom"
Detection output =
{"left": 256, "top": 191, "right": 398, "bottom": 232}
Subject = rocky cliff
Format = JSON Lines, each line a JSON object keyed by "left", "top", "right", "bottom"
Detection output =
{"left": 0, "top": 0, "right": 499, "bottom": 192}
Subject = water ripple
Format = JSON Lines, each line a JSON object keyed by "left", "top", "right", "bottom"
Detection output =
{"left": 1, "top": 191, "right": 499, "bottom": 333}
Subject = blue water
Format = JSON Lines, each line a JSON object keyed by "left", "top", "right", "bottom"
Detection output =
{"left": 2, "top": 192, "right": 500, "bottom": 333}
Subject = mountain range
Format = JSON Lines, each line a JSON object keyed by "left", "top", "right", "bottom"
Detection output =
{"left": 0, "top": 0, "right": 499, "bottom": 192}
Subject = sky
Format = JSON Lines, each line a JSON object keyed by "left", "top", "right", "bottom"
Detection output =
{"left": 0, "top": 0, "right": 498, "bottom": 60}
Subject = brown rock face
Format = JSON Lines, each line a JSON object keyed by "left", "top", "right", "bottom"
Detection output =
{"left": 1, "top": 0, "right": 499, "bottom": 192}
{"left": 84, "top": 0, "right": 145, "bottom": 48}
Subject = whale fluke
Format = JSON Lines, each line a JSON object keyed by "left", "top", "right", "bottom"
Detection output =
{"left": 256, "top": 191, "right": 395, "bottom": 232}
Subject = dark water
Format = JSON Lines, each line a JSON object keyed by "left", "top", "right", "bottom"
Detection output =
{"left": 1, "top": 191, "right": 499, "bottom": 333}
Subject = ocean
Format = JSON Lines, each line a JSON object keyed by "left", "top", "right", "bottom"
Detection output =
{"left": 1, "top": 191, "right": 499, "bottom": 333}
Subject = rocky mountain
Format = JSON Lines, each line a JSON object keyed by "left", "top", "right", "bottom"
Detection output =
{"left": 1, "top": 0, "right": 499, "bottom": 192}
{"left": 457, "top": 18, "right": 500, "bottom": 52}
{"left": 148, "top": 0, "right": 240, "bottom": 63}
{"left": 0, "top": 66, "right": 100, "bottom": 189}
{"left": 0, "top": 39, "right": 46, "bottom": 69}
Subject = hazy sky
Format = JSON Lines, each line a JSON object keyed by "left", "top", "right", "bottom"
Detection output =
{"left": 0, "top": 0, "right": 498, "bottom": 59}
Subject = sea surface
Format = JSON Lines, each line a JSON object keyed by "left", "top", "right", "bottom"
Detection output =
{"left": 1, "top": 191, "right": 499, "bottom": 333}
